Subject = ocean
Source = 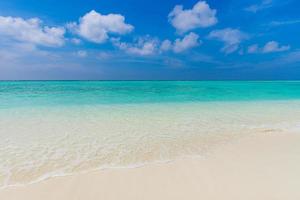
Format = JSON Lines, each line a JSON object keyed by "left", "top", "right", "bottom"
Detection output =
{"left": 1, "top": 81, "right": 300, "bottom": 187}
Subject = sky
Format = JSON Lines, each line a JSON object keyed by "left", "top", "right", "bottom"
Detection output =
{"left": 0, "top": 0, "right": 300, "bottom": 80}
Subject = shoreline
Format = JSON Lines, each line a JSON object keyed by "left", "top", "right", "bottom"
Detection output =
{"left": 1, "top": 131, "right": 300, "bottom": 200}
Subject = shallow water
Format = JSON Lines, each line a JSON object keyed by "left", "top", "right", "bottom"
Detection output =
{"left": 1, "top": 81, "right": 300, "bottom": 108}
{"left": 1, "top": 81, "right": 300, "bottom": 187}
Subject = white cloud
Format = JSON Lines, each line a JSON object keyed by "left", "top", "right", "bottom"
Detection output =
{"left": 113, "top": 33, "right": 200, "bottom": 56}
{"left": 0, "top": 16, "right": 65, "bottom": 47}
{"left": 173, "top": 32, "right": 200, "bottom": 53}
{"left": 69, "top": 10, "right": 133, "bottom": 44}
{"left": 248, "top": 41, "right": 290, "bottom": 54}
{"left": 160, "top": 40, "right": 172, "bottom": 52}
{"left": 208, "top": 28, "right": 248, "bottom": 54}
{"left": 262, "top": 41, "right": 290, "bottom": 53}
{"left": 112, "top": 37, "right": 159, "bottom": 56}
{"left": 245, "top": 0, "right": 273, "bottom": 13}
{"left": 168, "top": 1, "right": 217, "bottom": 33}
{"left": 160, "top": 33, "right": 200, "bottom": 53}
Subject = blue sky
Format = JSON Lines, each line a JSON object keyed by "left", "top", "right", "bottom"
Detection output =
{"left": 0, "top": 0, "right": 300, "bottom": 80}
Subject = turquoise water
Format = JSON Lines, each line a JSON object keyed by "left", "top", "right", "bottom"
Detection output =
{"left": 1, "top": 81, "right": 300, "bottom": 108}
{"left": 1, "top": 81, "right": 300, "bottom": 188}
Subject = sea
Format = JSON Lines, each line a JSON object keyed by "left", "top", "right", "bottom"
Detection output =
{"left": 1, "top": 81, "right": 300, "bottom": 187}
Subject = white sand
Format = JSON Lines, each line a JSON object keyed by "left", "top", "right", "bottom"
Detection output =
{"left": 1, "top": 132, "right": 300, "bottom": 200}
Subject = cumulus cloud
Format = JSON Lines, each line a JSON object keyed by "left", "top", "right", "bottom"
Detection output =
{"left": 113, "top": 33, "right": 200, "bottom": 56}
{"left": 112, "top": 37, "right": 159, "bottom": 56}
{"left": 248, "top": 41, "right": 290, "bottom": 54}
{"left": 0, "top": 16, "right": 65, "bottom": 47}
{"left": 160, "top": 33, "right": 200, "bottom": 53}
{"left": 168, "top": 1, "right": 217, "bottom": 33}
{"left": 160, "top": 39, "right": 173, "bottom": 52}
{"left": 245, "top": 0, "right": 273, "bottom": 13}
{"left": 68, "top": 10, "right": 133, "bottom": 44}
{"left": 208, "top": 28, "right": 248, "bottom": 54}
{"left": 173, "top": 32, "right": 200, "bottom": 53}
{"left": 263, "top": 41, "right": 290, "bottom": 53}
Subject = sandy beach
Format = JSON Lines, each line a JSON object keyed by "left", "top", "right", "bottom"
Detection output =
{"left": 1, "top": 131, "right": 299, "bottom": 200}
